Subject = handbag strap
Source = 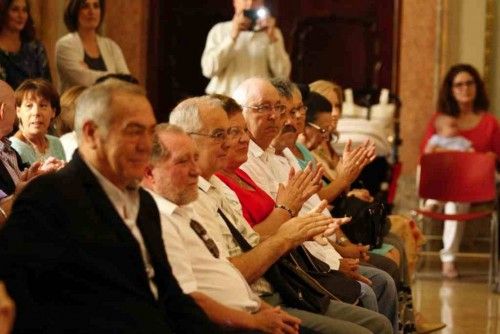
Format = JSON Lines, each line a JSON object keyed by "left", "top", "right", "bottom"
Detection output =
{"left": 217, "top": 208, "right": 253, "bottom": 252}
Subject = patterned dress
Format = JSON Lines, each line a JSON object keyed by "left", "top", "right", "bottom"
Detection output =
{"left": 0, "top": 39, "right": 52, "bottom": 89}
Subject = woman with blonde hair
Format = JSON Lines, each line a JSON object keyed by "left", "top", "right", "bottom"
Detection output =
{"left": 306, "top": 80, "right": 343, "bottom": 179}
{"left": 54, "top": 85, "right": 86, "bottom": 136}
{"left": 55, "top": 85, "right": 86, "bottom": 160}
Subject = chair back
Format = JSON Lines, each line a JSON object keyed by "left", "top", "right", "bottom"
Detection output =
{"left": 419, "top": 152, "right": 496, "bottom": 203}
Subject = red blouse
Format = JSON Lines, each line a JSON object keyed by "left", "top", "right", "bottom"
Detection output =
{"left": 216, "top": 169, "right": 275, "bottom": 227}
{"left": 420, "top": 112, "right": 500, "bottom": 158}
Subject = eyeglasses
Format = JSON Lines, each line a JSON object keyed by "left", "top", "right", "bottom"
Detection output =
{"left": 307, "top": 122, "right": 328, "bottom": 134}
{"left": 227, "top": 126, "right": 249, "bottom": 140}
{"left": 452, "top": 80, "right": 475, "bottom": 89}
{"left": 242, "top": 103, "right": 286, "bottom": 115}
{"left": 190, "top": 219, "right": 220, "bottom": 258}
{"left": 189, "top": 130, "right": 227, "bottom": 142}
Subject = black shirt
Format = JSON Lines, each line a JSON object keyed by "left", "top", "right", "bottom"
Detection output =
{"left": 84, "top": 52, "right": 107, "bottom": 71}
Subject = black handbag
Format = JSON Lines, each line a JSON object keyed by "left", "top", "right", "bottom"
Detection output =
{"left": 332, "top": 194, "right": 390, "bottom": 249}
{"left": 217, "top": 209, "right": 361, "bottom": 314}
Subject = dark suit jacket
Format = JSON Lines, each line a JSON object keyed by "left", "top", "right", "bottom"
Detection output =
{"left": 0, "top": 151, "right": 220, "bottom": 333}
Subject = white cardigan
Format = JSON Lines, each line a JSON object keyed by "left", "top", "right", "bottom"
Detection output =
{"left": 55, "top": 32, "right": 130, "bottom": 92}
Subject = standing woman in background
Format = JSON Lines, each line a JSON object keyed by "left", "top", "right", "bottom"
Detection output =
{"left": 0, "top": 0, "right": 52, "bottom": 89}
{"left": 55, "top": 0, "right": 129, "bottom": 93}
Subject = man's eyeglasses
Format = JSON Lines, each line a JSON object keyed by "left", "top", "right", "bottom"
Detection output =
{"left": 189, "top": 130, "right": 227, "bottom": 142}
{"left": 242, "top": 103, "right": 286, "bottom": 115}
{"left": 452, "top": 80, "right": 475, "bottom": 89}
{"left": 307, "top": 122, "right": 328, "bottom": 134}
{"left": 227, "top": 126, "right": 249, "bottom": 140}
{"left": 190, "top": 219, "right": 220, "bottom": 258}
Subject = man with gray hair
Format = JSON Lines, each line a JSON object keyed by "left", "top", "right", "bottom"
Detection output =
{"left": 169, "top": 94, "right": 391, "bottom": 334}
{"left": 0, "top": 80, "right": 219, "bottom": 333}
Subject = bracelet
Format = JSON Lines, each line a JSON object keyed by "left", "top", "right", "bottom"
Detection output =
{"left": 275, "top": 204, "right": 294, "bottom": 217}
{"left": 0, "top": 207, "right": 7, "bottom": 220}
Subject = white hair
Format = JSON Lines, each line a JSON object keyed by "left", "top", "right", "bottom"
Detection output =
{"left": 74, "top": 79, "right": 145, "bottom": 143}
{"left": 169, "top": 95, "right": 222, "bottom": 133}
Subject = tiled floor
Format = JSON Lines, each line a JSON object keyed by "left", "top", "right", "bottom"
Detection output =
{"left": 414, "top": 258, "right": 500, "bottom": 334}
{"left": 394, "top": 174, "right": 500, "bottom": 333}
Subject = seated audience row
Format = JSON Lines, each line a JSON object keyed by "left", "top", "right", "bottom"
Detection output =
{"left": 4, "top": 71, "right": 469, "bottom": 333}
{"left": 0, "top": 78, "right": 400, "bottom": 333}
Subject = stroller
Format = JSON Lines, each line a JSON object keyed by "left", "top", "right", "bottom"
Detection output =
{"left": 332, "top": 88, "right": 402, "bottom": 212}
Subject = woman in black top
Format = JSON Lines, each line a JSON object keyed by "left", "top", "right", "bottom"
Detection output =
{"left": 0, "top": 0, "right": 51, "bottom": 89}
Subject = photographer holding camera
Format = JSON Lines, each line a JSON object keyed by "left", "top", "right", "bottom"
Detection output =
{"left": 201, "top": 0, "right": 291, "bottom": 96}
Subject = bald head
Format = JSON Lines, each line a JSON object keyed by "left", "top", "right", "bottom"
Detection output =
{"left": 0, "top": 81, "right": 16, "bottom": 138}
{"left": 232, "top": 78, "right": 278, "bottom": 106}
{"left": 232, "top": 78, "right": 283, "bottom": 149}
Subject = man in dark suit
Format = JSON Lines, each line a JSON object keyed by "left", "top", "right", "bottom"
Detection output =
{"left": 0, "top": 80, "right": 220, "bottom": 333}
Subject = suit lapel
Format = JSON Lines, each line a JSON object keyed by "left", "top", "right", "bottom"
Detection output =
{"left": 136, "top": 189, "right": 169, "bottom": 299}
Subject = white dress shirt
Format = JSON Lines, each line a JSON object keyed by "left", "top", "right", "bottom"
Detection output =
{"left": 192, "top": 176, "right": 274, "bottom": 296}
{"left": 150, "top": 190, "right": 261, "bottom": 313}
{"left": 60, "top": 131, "right": 78, "bottom": 161}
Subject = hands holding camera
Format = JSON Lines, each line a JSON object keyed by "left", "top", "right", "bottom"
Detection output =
{"left": 231, "top": 9, "right": 277, "bottom": 43}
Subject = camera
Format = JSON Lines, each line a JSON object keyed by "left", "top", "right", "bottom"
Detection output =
{"left": 243, "top": 7, "right": 269, "bottom": 31}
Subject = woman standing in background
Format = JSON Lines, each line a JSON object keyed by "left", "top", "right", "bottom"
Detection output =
{"left": 0, "top": 0, "right": 51, "bottom": 89}
{"left": 55, "top": 0, "right": 129, "bottom": 92}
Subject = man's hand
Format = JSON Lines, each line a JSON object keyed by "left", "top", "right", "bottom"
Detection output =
{"left": 0, "top": 282, "right": 14, "bottom": 334}
{"left": 336, "top": 140, "right": 376, "bottom": 187}
{"left": 276, "top": 163, "right": 323, "bottom": 216}
{"left": 339, "top": 258, "right": 372, "bottom": 285}
{"left": 257, "top": 15, "right": 277, "bottom": 42}
{"left": 313, "top": 214, "right": 351, "bottom": 245}
{"left": 276, "top": 212, "right": 337, "bottom": 248}
{"left": 231, "top": 11, "right": 251, "bottom": 40}
{"left": 252, "top": 306, "right": 300, "bottom": 334}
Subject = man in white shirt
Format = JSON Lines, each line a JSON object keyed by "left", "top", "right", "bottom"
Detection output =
{"left": 201, "top": 0, "right": 291, "bottom": 96}
{"left": 143, "top": 123, "right": 307, "bottom": 333}
{"left": 169, "top": 95, "right": 392, "bottom": 334}
{"left": 233, "top": 77, "right": 399, "bottom": 333}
